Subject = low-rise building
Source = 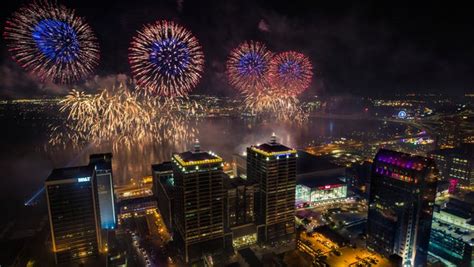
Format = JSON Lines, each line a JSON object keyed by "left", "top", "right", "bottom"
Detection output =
{"left": 429, "top": 208, "right": 474, "bottom": 266}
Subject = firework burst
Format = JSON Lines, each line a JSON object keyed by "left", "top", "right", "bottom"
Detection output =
{"left": 3, "top": 1, "right": 99, "bottom": 83}
{"left": 129, "top": 20, "right": 204, "bottom": 97}
{"left": 226, "top": 41, "right": 273, "bottom": 94}
{"left": 268, "top": 51, "right": 313, "bottom": 96}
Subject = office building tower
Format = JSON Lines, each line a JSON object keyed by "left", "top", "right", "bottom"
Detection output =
{"left": 172, "top": 140, "right": 226, "bottom": 263}
{"left": 367, "top": 149, "right": 438, "bottom": 266}
{"left": 45, "top": 166, "right": 101, "bottom": 264}
{"left": 247, "top": 133, "right": 297, "bottom": 244}
{"left": 226, "top": 177, "right": 257, "bottom": 228}
{"left": 89, "top": 153, "right": 116, "bottom": 230}
{"left": 152, "top": 161, "right": 174, "bottom": 231}
{"left": 428, "top": 144, "right": 474, "bottom": 187}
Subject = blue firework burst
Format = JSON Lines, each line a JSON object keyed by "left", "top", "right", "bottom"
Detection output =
{"left": 32, "top": 19, "right": 80, "bottom": 63}
{"left": 237, "top": 52, "right": 267, "bottom": 77}
{"left": 226, "top": 41, "right": 273, "bottom": 93}
{"left": 3, "top": 1, "right": 99, "bottom": 83}
{"left": 129, "top": 20, "right": 204, "bottom": 97}
{"left": 149, "top": 38, "right": 190, "bottom": 77}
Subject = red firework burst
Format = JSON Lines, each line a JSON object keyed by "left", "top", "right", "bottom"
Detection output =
{"left": 268, "top": 51, "right": 313, "bottom": 96}
{"left": 226, "top": 41, "right": 273, "bottom": 94}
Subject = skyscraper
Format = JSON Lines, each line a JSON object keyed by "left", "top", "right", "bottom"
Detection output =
{"left": 428, "top": 144, "right": 474, "bottom": 187}
{"left": 89, "top": 153, "right": 116, "bottom": 230}
{"left": 367, "top": 149, "right": 438, "bottom": 266}
{"left": 171, "top": 140, "right": 226, "bottom": 263}
{"left": 247, "top": 133, "right": 297, "bottom": 244}
{"left": 152, "top": 161, "right": 174, "bottom": 231}
{"left": 45, "top": 166, "right": 102, "bottom": 264}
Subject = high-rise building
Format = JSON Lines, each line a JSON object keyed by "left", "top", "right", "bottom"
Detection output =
{"left": 247, "top": 133, "right": 297, "bottom": 244}
{"left": 171, "top": 140, "right": 226, "bottom": 263}
{"left": 225, "top": 176, "right": 259, "bottom": 249}
{"left": 152, "top": 161, "right": 174, "bottom": 231}
{"left": 428, "top": 144, "right": 474, "bottom": 187}
{"left": 89, "top": 153, "right": 116, "bottom": 230}
{"left": 45, "top": 166, "right": 102, "bottom": 264}
{"left": 367, "top": 149, "right": 438, "bottom": 266}
{"left": 226, "top": 177, "right": 257, "bottom": 228}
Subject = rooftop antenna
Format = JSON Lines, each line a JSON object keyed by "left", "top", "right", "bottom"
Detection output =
{"left": 270, "top": 132, "right": 277, "bottom": 144}
{"left": 193, "top": 139, "right": 201, "bottom": 152}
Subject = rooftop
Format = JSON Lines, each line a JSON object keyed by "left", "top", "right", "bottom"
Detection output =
{"left": 441, "top": 208, "right": 471, "bottom": 220}
{"left": 432, "top": 216, "right": 474, "bottom": 243}
{"left": 374, "top": 149, "right": 433, "bottom": 170}
{"left": 226, "top": 176, "right": 258, "bottom": 188}
{"left": 429, "top": 143, "right": 474, "bottom": 159}
{"left": 89, "top": 153, "right": 112, "bottom": 170}
{"left": 89, "top": 153, "right": 112, "bottom": 162}
{"left": 297, "top": 151, "right": 343, "bottom": 174}
{"left": 46, "top": 165, "right": 94, "bottom": 182}
{"left": 173, "top": 139, "right": 223, "bottom": 167}
{"left": 250, "top": 133, "right": 296, "bottom": 156}
{"left": 297, "top": 174, "right": 346, "bottom": 188}
{"left": 152, "top": 161, "right": 173, "bottom": 173}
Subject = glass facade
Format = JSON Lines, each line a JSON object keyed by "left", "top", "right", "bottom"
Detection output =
{"left": 428, "top": 210, "right": 474, "bottom": 266}
{"left": 95, "top": 171, "right": 116, "bottom": 229}
{"left": 227, "top": 180, "right": 255, "bottom": 227}
{"left": 247, "top": 138, "right": 297, "bottom": 244}
{"left": 296, "top": 184, "right": 347, "bottom": 203}
{"left": 46, "top": 167, "right": 100, "bottom": 264}
{"left": 367, "top": 149, "right": 438, "bottom": 266}
{"left": 89, "top": 153, "right": 116, "bottom": 230}
{"left": 172, "top": 149, "right": 225, "bottom": 263}
{"left": 428, "top": 145, "right": 474, "bottom": 186}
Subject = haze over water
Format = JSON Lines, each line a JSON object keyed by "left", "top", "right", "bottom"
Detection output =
{"left": 1, "top": 114, "right": 399, "bottom": 206}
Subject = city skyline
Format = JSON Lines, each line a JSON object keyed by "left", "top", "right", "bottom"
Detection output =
{"left": 1, "top": 1, "right": 473, "bottom": 267}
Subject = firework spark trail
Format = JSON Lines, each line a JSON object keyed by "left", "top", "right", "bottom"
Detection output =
{"left": 49, "top": 84, "right": 204, "bottom": 152}
{"left": 243, "top": 87, "right": 309, "bottom": 123}
{"left": 4, "top": 1, "right": 99, "bottom": 83}
{"left": 226, "top": 41, "right": 273, "bottom": 94}
{"left": 268, "top": 51, "right": 313, "bottom": 96}
{"left": 129, "top": 20, "right": 204, "bottom": 97}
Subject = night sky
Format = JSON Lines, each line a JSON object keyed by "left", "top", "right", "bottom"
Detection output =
{"left": 1, "top": 0, "right": 474, "bottom": 98}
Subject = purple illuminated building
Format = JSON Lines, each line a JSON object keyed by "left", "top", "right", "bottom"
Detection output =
{"left": 367, "top": 149, "right": 438, "bottom": 266}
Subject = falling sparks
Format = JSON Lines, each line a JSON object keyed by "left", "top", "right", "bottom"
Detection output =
{"left": 49, "top": 84, "right": 204, "bottom": 152}
{"left": 243, "top": 87, "right": 309, "bottom": 122}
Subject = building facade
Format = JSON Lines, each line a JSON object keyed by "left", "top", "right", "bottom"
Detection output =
{"left": 429, "top": 208, "right": 474, "bottom": 266}
{"left": 367, "top": 149, "right": 438, "bottom": 266}
{"left": 226, "top": 177, "right": 256, "bottom": 228}
{"left": 45, "top": 166, "right": 102, "bottom": 264}
{"left": 172, "top": 142, "right": 226, "bottom": 263}
{"left": 89, "top": 153, "right": 116, "bottom": 230}
{"left": 296, "top": 175, "right": 347, "bottom": 205}
{"left": 247, "top": 134, "right": 297, "bottom": 244}
{"left": 152, "top": 162, "right": 174, "bottom": 231}
{"left": 429, "top": 144, "right": 474, "bottom": 187}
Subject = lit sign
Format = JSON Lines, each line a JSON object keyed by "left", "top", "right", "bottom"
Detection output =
{"left": 77, "top": 177, "right": 91, "bottom": 183}
{"left": 318, "top": 184, "right": 342, "bottom": 190}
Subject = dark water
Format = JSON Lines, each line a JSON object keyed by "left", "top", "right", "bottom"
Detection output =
{"left": 0, "top": 112, "right": 400, "bottom": 205}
